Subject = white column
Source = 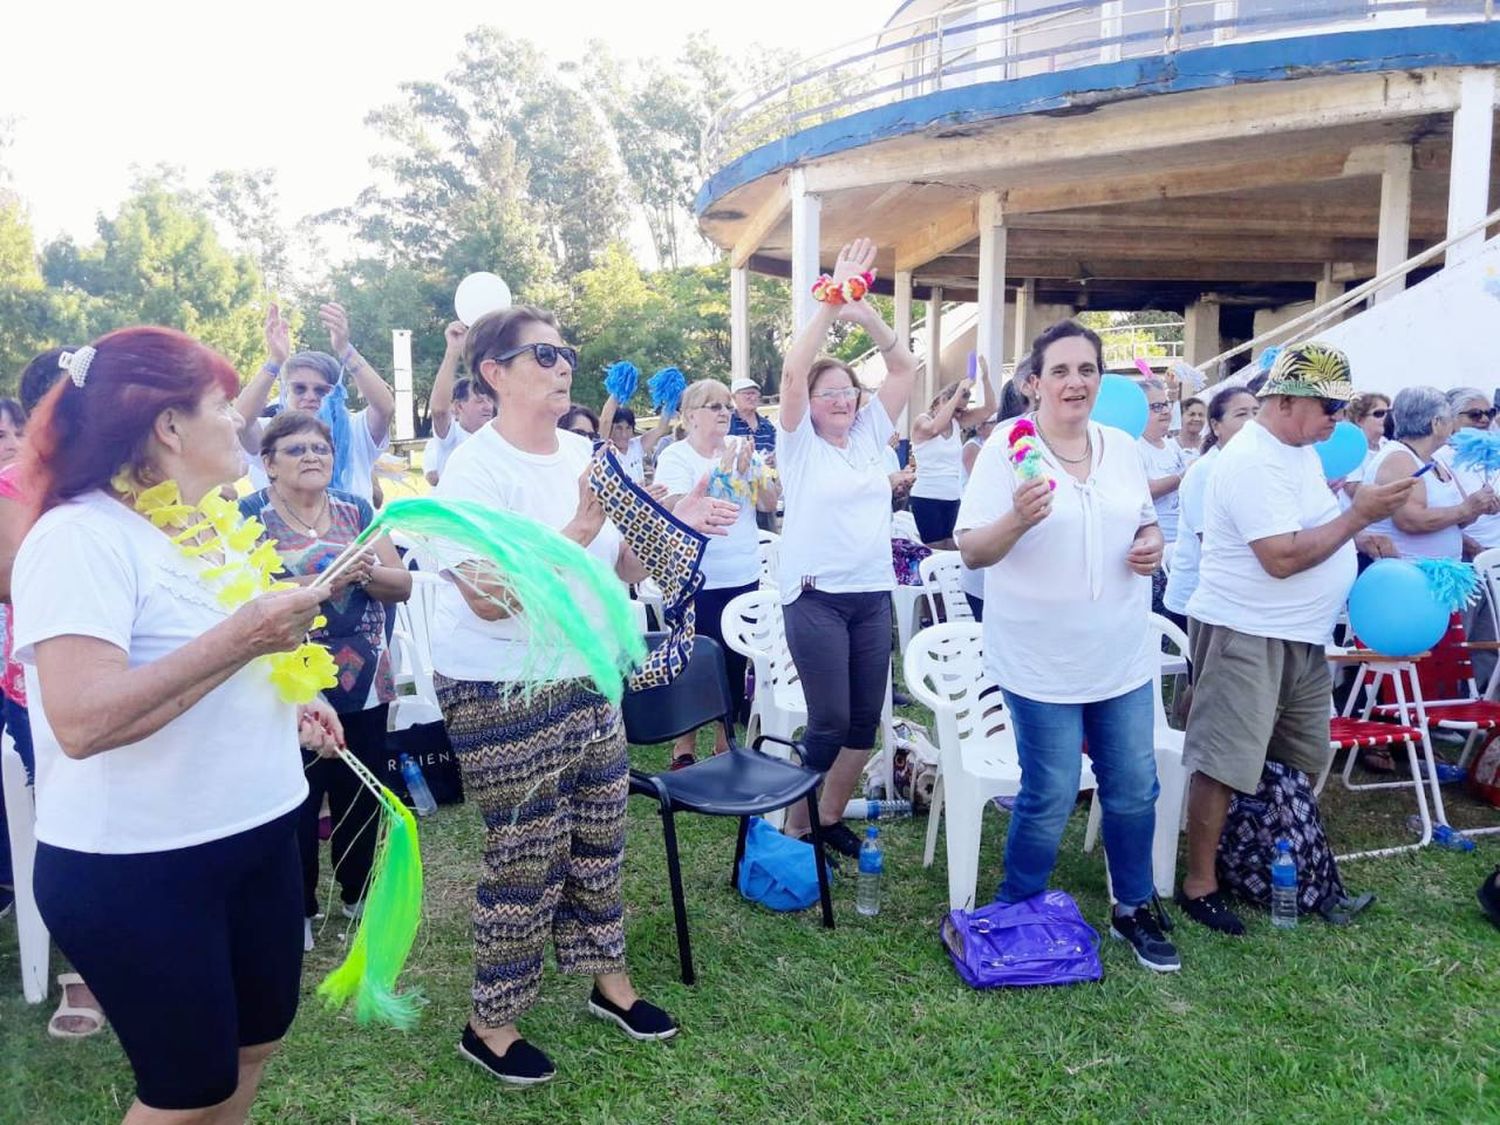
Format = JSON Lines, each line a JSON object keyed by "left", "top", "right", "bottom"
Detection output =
{"left": 391, "top": 329, "right": 414, "bottom": 442}
{"left": 975, "top": 192, "right": 1007, "bottom": 399}
{"left": 1446, "top": 68, "right": 1496, "bottom": 268}
{"left": 1374, "top": 143, "right": 1413, "bottom": 305}
{"left": 1182, "top": 300, "right": 1221, "bottom": 367}
{"left": 1315, "top": 263, "right": 1341, "bottom": 324}
{"left": 925, "top": 288, "right": 944, "bottom": 408}
{"left": 789, "top": 169, "right": 823, "bottom": 331}
{"left": 730, "top": 266, "right": 750, "bottom": 384}
{"left": 1013, "top": 278, "right": 1036, "bottom": 368}
{"left": 894, "top": 270, "right": 914, "bottom": 435}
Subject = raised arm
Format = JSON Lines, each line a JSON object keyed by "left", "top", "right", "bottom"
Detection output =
{"left": 956, "top": 358, "right": 996, "bottom": 429}
{"left": 321, "top": 302, "right": 395, "bottom": 442}
{"left": 235, "top": 304, "right": 291, "bottom": 454}
{"left": 428, "top": 321, "right": 468, "bottom": 440}
{"left": 599, "top": 394, "right": 621, "bottom": 438}
{"left": 639, "top": 409, "right": 675, "bottom": 456}
{"left": 912, "top": 386, "right": 966, "bottom": 442}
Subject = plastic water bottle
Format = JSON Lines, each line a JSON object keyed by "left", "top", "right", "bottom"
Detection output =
{"left": 844, "top": 798, "right": 913, "bottom": 820}
{"left": 856, "top": 826, "right": 884, "bottom": 917}
{"left": 400, "top": 754, "right": 438, "bottom": 817}
{"left": 1270, "top": 839, "right": 1298, "bottom": 929}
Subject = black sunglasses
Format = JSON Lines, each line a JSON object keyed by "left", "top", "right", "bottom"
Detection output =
{"left": 276, "top": 441, "right": 332, "bottom": 458}
{"left": 1461, "top": 409, "right": 1497, "bottom": 422}
{"left": 491, "top": 342, "right": 578, "bottom": 370}
{"left": 1319, "top": 398, "right": 1348, "bottom": 417}
{"left": 1369, "top": 408, "right": 1389, "bottom": 419}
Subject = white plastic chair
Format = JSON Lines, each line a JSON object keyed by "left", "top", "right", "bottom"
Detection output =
{"left": 1081, "top": 614, "right": 1191, "bottom": 898}
{"left": 756, "top": 530, "right": 780, "bottom": 590}
{"left": 3, "top": 734, "right": 49, "bottom": 1003}
{"left": 918, "top": 552, "right": 975, "bottom": 626}
{"left": 904, "top": 622, "right": 1098, "bottom": 912}
{"left": 388, "top": 572, "right": 444, "bottom": 730}
{"left": 634, "top": 578, "right": 666, "bottom": 632}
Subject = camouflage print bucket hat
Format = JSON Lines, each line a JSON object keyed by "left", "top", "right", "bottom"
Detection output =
{"left": 1255, "top": 341, "right": 1355, "bottom": 402}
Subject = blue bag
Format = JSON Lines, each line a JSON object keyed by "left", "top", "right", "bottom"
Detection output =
{"left": 940, "top": 891, "right": 1102, "bottom": 988}
{"left": 736, "top": 817, "right": 831, "bottom": 911}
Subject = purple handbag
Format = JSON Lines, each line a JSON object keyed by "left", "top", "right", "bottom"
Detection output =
{"left": 940, "top": 891, "right": 1102, "bottom": 988}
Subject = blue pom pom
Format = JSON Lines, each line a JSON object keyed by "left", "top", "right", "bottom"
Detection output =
{"left": 1448, "top": 428, "right": 1500, "bottom": 476}
{"left": 1414, "top": 557, "right": 1481, "bottom": 613}
{"left": 649, "top": 366, "right": 686, "bottom": 416}
{"left": 604, "top": 361, "right": 639, "bottom": 403}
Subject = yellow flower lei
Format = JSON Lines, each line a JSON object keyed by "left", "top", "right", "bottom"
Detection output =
{"left": 124, "top": 478, "right": 340, "bottom": 704}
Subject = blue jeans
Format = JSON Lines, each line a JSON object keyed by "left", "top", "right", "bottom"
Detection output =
{"left": 998, "top": 682, "right": 1159, "bottom": 909}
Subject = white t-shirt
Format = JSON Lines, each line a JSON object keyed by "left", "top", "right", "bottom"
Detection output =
{"left": 422, "top": 420, "right": 477, "bottom": 481}
{"left": 1138, "top": 437, "right": 1187, "bottom": 545}
{"left": 911, "top": 422, "right": 964, "bottom": 501}
{"left": 1188, "top": 420, "right": 1355, "bottom": 645}
{"left": 777, "top": 399, "right": 896, "bottom": 603}
{"left": 613, "top": 436, "right": 646, "bottom": 483}
{"left": 1163, "top": 445, "right": 1220, "bottom": 615}
{"left": 1172, "top": 436, "right": 1202, "bottom": 467}
{"left": 430, "top": 426, "right": 624, "bottom": 682}
{"left": 1364, "top": 442, "right": 1465, "bottom": 560}
{"left": 1437, "top": 443, "right": 1500, "bottom": 549}
{"left": 246, "top": 408, "right": 388, "bottom": 503}
{"left": 652, "top": 440, "right": 760, "bottom": 590}
{"left": 13, "top": 492, "right": 304, "bottom": 853}
{"left": 957, "top": 420, "right": 1158, "bottom": 704}
{"left": 959, "top": 436, "right": 987, "bottom": 600}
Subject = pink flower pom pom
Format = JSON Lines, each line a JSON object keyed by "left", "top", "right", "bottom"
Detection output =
{"left": 1009, "top": 418, "right": 1036, "bottom": 442}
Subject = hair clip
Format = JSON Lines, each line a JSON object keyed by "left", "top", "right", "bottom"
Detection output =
{"left": 59, "top": 345, "right": 97, "bottom": 389}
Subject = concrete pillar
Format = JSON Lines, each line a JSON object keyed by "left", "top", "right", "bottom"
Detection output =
{"left": 391, "top": 329, "right": 413, "bottom": 441}
{"left": 789, "top": 169, "right": 822, "bottom": 331}
{"left": 1446, "top": 69, "right": 1496, "bottom": 268}
{"left": 894, "top": 270, "right": 914, "bottom": 434}
{"left": 1374, "top": 144, "right": 1412, "bottom": 304}
{"left": 975, "top": 192, "right": 1006, "bottom": 399}
{"left": 730, "top": 267, "right": 750, "bottom": 384}
{"left": 1315, "top": 264, "right": 1341, "bottom": 309}
{"left": 1182, "top": 299, "right": 1221, "bottom": 367}
{"left": 1013, "top": 278, "right": 1036, "bottom": 370}
{"left": 925, "top": 288, "right": 944, "bottom": 409}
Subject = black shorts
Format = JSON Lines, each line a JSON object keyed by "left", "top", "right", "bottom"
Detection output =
{"left": 34, "top": 809, "right": 303, "bottom": 1110}
{"left": 909, "top": 496, "right": 961, "bottom": 544}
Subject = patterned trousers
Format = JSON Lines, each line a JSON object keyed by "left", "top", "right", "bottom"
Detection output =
{"left": 435, "top": 675, "right": 629, "bottom": 1027}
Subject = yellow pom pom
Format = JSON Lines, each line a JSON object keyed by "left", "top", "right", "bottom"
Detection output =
{"left": 267, "top": 643, "right": 339, "bottom": 704}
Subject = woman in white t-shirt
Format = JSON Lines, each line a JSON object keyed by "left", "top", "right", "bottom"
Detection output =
{"left": 235, "top": 302, "right": 395, "bottom": 504}
{"left": 957, "top": 320, "right": 1177, "bottom": 972}
{"left": 653, "top": 379, "right": 780, "bottom": 766}
{"left": 1137, "top": 376, "right": 1187, "bottom": 547}
{"left": 598, "top": 400, "right": 673, "bottom": 484}
{"left": 909, "top": 370, "right": 994, "bottom": 547}
{"left": 1365, "top": 385, "right": 1496, "bottom": 559}
{"left": 1173, "top": 395, "right": 1206, "bottom": 463}
{"left": 16, "top": 327, "right": 338, "bottom": 1119}
{"left": 1164, "top": 385, "right": 1260, "bottom": 625}
{"left": 430, "top": 305, "right": 731, "bottom": 1083}
{"left": 776, "top": 239, "right": 919, "bottom": 856}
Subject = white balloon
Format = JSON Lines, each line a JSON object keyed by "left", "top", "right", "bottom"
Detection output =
{"left": 454, "top": 272, "right": 513, "bottom": 326}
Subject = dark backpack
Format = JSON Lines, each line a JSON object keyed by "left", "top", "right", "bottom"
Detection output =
{"left": 1216, "top": 760, "right": 1359, "bottom": 919}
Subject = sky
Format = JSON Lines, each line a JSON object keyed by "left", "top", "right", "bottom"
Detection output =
{"left": 2, "top": 0, "right": 885, "bottom": 250}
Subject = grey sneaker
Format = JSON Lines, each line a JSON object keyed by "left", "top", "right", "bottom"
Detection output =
{"left": 1110, "top": 898, "right": 1181, "bottom": 973}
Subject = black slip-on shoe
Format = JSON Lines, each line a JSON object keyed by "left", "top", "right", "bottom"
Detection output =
{"left": 457, "top": 1026, "right": 555, "bottom": 1085}
{"left": 816, "top": 819, "right": 864, "bottom": 858}
{"left": 588, "top": 987, "right": 679, "bottom": 1041}
{"left": 1174, "top": 888, "right": 1246, "bottom": 936}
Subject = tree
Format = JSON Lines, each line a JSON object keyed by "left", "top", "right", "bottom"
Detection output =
{"left": 206, "top": 168, "right": 293, "bottom": 294}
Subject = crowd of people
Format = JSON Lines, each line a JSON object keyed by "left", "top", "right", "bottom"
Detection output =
{"left": 1, "top": 242, "right": 1497, "bottom": 1121}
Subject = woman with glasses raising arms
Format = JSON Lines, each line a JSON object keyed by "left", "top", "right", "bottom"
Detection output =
{"left": 774, "top": 239, "right": 919, "bottom": 857}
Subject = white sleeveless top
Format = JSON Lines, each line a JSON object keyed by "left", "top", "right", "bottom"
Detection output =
{"left": 1364, "top": 442, "right": 1466, "bottom": 559}
{"left": 911, "top": 422, "right": 964, "bottom": 501}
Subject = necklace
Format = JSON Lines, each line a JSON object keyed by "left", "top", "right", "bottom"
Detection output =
{"left": 273, "top": 483, "right": 329, "bottom": 536}
{"left": 1035, "top": 418, "right": 1092, "bottom": 465}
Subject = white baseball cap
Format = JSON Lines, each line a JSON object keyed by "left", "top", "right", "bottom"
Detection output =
{"left": 730, "top": 377, "right": 759, "bottom": 394}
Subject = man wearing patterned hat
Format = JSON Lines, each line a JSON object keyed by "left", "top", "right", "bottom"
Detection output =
{"left": 1175, "top": 343, "right": 1416, "bottom": 935}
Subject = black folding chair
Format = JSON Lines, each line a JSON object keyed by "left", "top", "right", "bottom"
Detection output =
{"left": 622, "top": 635, "right": 835, "bottom": 985}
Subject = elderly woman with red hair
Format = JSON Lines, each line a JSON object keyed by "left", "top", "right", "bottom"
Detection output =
{"left": 14, "top": 327, "right": 340, "bottom": 1123}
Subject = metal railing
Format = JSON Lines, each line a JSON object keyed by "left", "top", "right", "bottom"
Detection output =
{"left": 705, "top": 0, "right": 1493, "bottom": 169}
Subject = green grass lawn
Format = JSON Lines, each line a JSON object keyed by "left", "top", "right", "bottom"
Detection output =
{"left": 3, "top": 737, "right": 1497, "bottom": 1124}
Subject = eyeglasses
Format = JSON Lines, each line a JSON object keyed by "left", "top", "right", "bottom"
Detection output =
{"left": 289, "top": 382, "right": 332, "bottom": 400}
{"left": 1319, "top": 398, "right": 1348, "bottom": 417}
{"left": 1147, "top": 402, "right": 1172, "bottom": 414}
{"left": 812, "top": 387, "right": 859, "bottom": 402}
{"left": 697, "top": 402, "right": 732, "bottom": 413}
{"left": 568, "top": 426, "right": 599, "bottom": 438}
{"left": 1369, "top": 409, "right": 1389, "bottom": 419}
{"left": 491, "top": 342, "right": 579, "bottom": 370}
{"left": 1461, "top": 409, "right": 1497, "bottom": 422}
{"left": 276, "top": 441, "right": 332, "bottom": 458}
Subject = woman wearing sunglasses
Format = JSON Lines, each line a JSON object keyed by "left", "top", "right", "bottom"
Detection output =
{"left": 1362, "top": 385, "right": 1498, "bottom": 561}
{"left": 653, "top": 379, "right": 781, "bottom": 768}
{"left": 240, "top": 410, "right": 411, "bottom": 950}
{"left": 775, "top": 239, "right": 919, "bottom": 857}
{"left": 558, "top": 404, "right": 601, "bottom": 442}
{"left": 1340, "top": 391, "right": 1391, "bottom": 502}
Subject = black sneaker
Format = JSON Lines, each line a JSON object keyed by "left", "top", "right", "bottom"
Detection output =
{"left": 457, "top": 1026, "right": 555, "bottom": 1085}
{"left": 1110, "top": 899, "right": 1181, "bottom": 973}
{"left": 1175, "top": 887, "right": 1246, "bottom": 936}
{"left": 816, "top": 820, "right": 863, "bottom": 858}
{"left": 588, "top": 987, "right": 679, "bottom": 1041}
{"left": 1478, "top": 867, "right": 1500, "bottom": 930}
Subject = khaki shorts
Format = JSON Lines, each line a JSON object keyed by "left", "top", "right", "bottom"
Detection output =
{"left": 1182, "top": 621, "right": 1332, "bottom": 795}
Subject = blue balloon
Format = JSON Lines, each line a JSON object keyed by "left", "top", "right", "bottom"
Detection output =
{"left": 1347, "top": 560, "right": 1450, "bottom": 657}
{"left": 1091, "top": 374, "right": 1149, "bottom": 438}
{"left": 1315, "top": 420, "right": 1367, "bottom": 480}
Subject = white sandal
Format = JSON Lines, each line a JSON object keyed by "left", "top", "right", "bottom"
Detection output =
{"left": 47, "top": 973, "right": 106, "bottom": 1040}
